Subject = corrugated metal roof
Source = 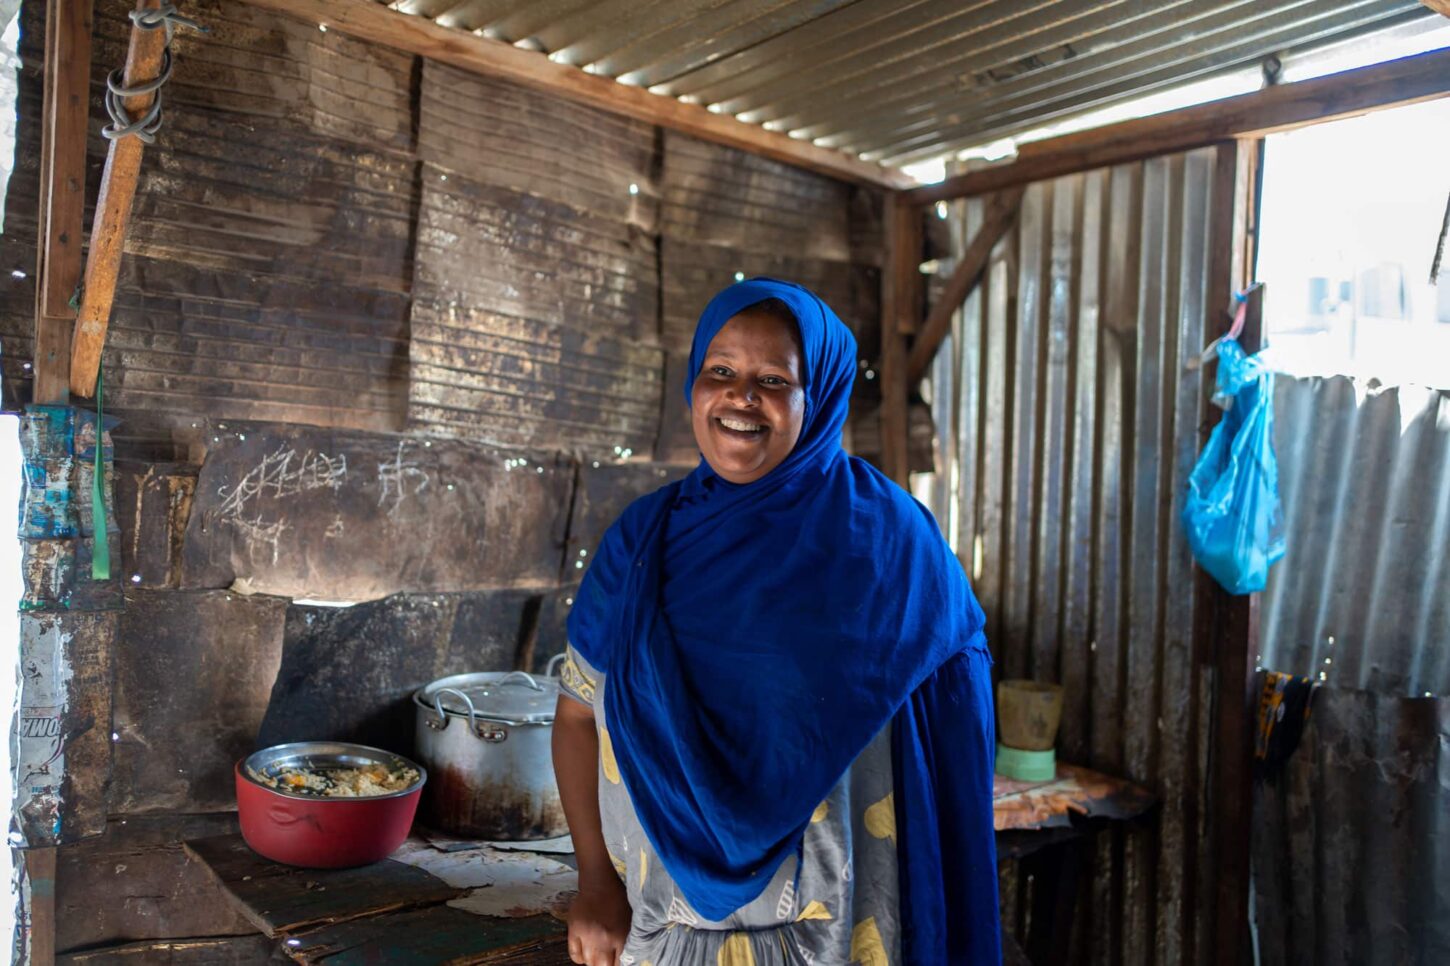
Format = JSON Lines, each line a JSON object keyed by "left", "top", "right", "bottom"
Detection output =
{"left": 374, "top": 0, "right": 1437, "bottom": 168}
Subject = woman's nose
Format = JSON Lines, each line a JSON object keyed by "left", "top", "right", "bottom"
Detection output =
{"left": 725, "top": 378, "right": 757, "bottom": 404}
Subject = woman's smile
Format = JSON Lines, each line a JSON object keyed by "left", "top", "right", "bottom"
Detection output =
{"left": 714, "top": 411, "right": 768, "bottom": 438}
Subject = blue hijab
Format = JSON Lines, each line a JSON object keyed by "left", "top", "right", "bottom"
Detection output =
{"left": 567, "top": 278, "right": 988, "bottom": 922}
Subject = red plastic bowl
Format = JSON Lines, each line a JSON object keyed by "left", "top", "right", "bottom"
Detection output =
{"left": 236, "top": 742, "right": 426, "bottom": 868}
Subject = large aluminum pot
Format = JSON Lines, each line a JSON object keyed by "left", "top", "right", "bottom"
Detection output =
{"left": 412, "top": 664, "right": 566, "bottom": 841}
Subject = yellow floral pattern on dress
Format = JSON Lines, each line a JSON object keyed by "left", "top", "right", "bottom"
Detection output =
{"left": 863, "top": 792, "right": 896, "bottom": 845}
{"left": 598, "top": 724, "right": 622, "bottom": 784}
{"left": 560, "top": 651, "right": 597, "bottom": 704}
{"left": 609, "top": 850, "right": 627, "bottom": 879}
{"left": 811, "top": 800, "right": 830, "bottom": 823}
{"left": 718, "top": 933, "right": 755, "bottom": 966}
{"left": 639, "top": 848, "right": 649, "bottom": 889}
{"left": 850, "top": 916, "right": 889, "bottom": 966}
{"left": 796, "top": 900, "right": 832, "bottom": 921}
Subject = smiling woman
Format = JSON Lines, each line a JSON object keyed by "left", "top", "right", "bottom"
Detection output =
{"left": 690, "top": 298, "right": 805, "bottom": 485}
{"left": 552, "top": 277, "right": 1001, "bottom": 966}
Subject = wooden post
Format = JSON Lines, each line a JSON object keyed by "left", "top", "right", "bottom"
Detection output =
{"left": 33, "top": 0, "right": 94, "bottom": 403}
{"left": 906, "top": 186, "right": 1024, "bottom": 386}
{"left": 1202, "top": 138, "right": 1263, "bottom": 963}
{"left": 70, "top": 0, "right": 167, "bottom": 398}
{"left": 1208, "top": 283, "right": 1263, "bottom": 966}
{"left": 879, "top": 193, "right": 919, "bottom": 487}
{"left": 26, "top": 847, "right": 57, "bottom": 966}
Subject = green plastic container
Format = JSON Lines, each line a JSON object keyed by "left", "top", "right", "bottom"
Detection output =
{"left": 995, "top": 743, "right": 1057, "bottom": 782}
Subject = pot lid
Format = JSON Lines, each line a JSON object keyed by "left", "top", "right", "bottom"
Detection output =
{"left": 420, "top": 671, "right": 559, "bottom": 724}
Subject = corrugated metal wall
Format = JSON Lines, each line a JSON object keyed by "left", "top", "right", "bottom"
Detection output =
{"left": 1251, "top": 379, "right": 1450, "bottom": 965}
{"left": 1261, "top": 376, "right": 1450, "bottom": 697}
{"left": 1252, "top": 685, "right": 1450, "bottom": 965}
{"left": 925, "top": 146, "right": 1228, "bottom": 964}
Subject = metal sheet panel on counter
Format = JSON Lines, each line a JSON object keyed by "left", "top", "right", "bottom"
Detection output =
{"left": 179, "top": 425, "right": 572, "bottom": 600}
{"left": 56, "top": 813, "right": 255, "bottom": 954}
{"left": 1260, "top": 377, "right": 1450, "bottom": 697}
{"left": 925, "top": 147, "right": 1224, "bottom": 964}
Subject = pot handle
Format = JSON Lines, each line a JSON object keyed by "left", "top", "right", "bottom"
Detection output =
{"left": 545, "top": 653, "right": 566, "bottom": 678}
{"left": 429, "top": 687, "right": 475, "bottom": 732}
{"left": 499, "top": 670, "right": 544, "bottom": 691}
{"left": 430, "top": 686, "right": 521, "bottom": 739}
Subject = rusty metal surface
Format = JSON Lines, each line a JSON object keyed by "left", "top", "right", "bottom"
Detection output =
{"left": 15, "top": 611, "right": 118, "bottom": 846}
{"left": 179, "top": 425, "right": 572, "bottom": 601}
{"left": 256, "top": 590, "right": 530, "bottom": 754}
{"left": 993, "top": 764, "right": 1157, "bottom": 832}
{"left": 1260, "top": 377, "right": 1450, "bottom": 697}
{"left": 362, "top": 0, "right": 1433, "bottom": 167}
{"left": 55, "top": 813, "right": 255, "bottom": 953}
{"left": 925, "top": 147, "right": 1222, "bottom": 963}
{"left": 110, "top": 590, "right": 289, "bottom": 814}
{"left": 1252, "top": 685, "right": 1450, "bottom": 965}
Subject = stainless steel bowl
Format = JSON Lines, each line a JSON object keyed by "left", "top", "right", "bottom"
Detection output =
{"left": 240, "top": 741, "right": 427, "bottom": 801}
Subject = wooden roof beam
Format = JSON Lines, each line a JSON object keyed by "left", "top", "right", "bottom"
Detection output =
{"left": 232, "top": 0, "right": 914, "bottom": 190}
{"left": 907, "top": 46, "right": 1450, "bottom": 207}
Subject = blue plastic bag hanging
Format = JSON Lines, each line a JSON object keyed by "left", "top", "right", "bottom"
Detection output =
{"left": 1183, "top": 338, "right": 1286, "bottom": 594}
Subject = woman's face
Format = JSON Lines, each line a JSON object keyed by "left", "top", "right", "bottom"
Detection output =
{"left": 691, "top": 310, "right": 806, "bottom": 485}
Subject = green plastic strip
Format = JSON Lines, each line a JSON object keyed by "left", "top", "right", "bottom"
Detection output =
{"left": 91, "top": 362, "right": 110, "bottom": 580}
{"left": 995, "top": 743, "right": 1057, "bottom": 783}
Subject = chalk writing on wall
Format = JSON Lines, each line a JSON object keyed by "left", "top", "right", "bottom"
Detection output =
{"left": 377, "top": 440, "right": 430, "bottom": 515}
{"left": 215, "top": 445, "right": 348, "bottom": 564}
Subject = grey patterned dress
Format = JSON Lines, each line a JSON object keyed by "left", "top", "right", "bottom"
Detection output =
{"left": 561, "top": 645, "right": 901, "bottom": 966}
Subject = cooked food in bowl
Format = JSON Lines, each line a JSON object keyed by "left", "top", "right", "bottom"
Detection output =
{"left": 237, "top": 742, "right": 428, "bottom": 868}
{"left": 246, "top": 762, "right": 420, "bottom": 798}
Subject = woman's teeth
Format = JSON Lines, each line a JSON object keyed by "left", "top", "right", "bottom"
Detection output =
{"left": 719, "top": 417, "right": 764, "bottom": 433}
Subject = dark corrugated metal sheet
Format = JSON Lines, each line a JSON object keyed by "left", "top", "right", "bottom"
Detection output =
{"left": 1261, "top": 377, "right": 1450, "bottom": 697}
{"left": 923, "top": 146, "right": 1225, "bottom": 963}
{"left": 372, "top": 0, "right": 1435, "bottom": 167}
{"left": 1252, "top": 685, "right": 1450, "bottom": 965}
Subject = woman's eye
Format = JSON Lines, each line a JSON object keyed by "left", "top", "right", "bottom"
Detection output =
{"left": 761, "top": 376, "right": 785, "bottom": 387}
{"left": 710, "top": 366, "right": 732, "bottom": 377}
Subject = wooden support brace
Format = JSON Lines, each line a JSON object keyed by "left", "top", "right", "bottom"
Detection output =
{"left": 70, "top": 0, "right": 167, "bottom": 399}
{"left": 906, "top": 186, "right": 1025, "bottom": 386}
{"left": 33, "top": 0, "right": 94, "bottom": 404}
{"left": 879, "top": 194, "right": 919, "bottom": 487}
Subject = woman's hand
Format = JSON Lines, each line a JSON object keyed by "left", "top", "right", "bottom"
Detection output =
{"left": 567, "top": 874, "right": 632, "bottom": 966}
{"left": 553, "top": 694, "right": 632, "bottom": 965}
